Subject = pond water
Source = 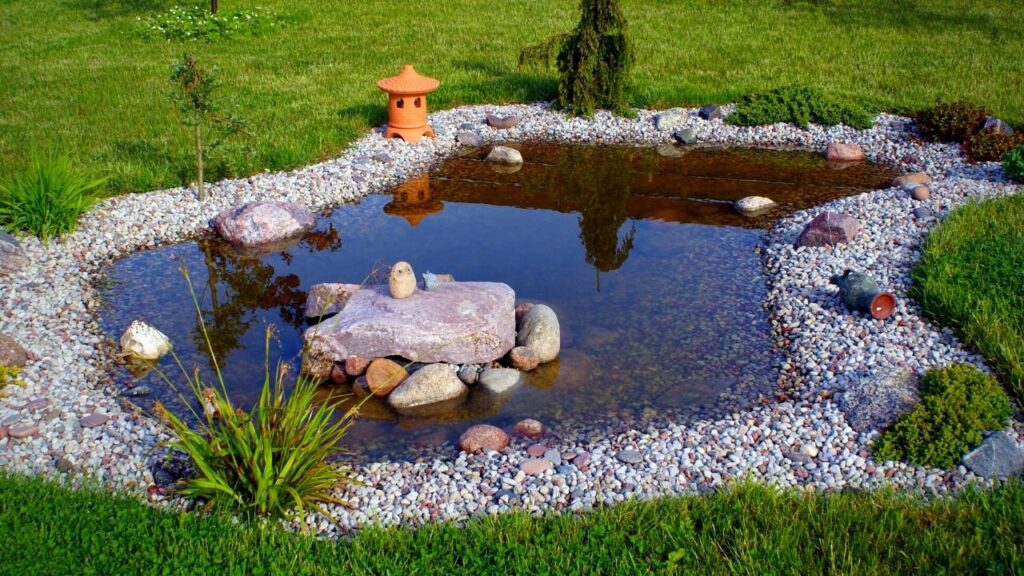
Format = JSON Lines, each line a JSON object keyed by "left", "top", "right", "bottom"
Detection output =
{"left": 98, "top": 144, "right": 897, "bottom": 460}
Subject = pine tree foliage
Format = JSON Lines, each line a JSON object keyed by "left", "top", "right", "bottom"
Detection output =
{"left": 556, "top": 0, "right": 633, "bottom": 117}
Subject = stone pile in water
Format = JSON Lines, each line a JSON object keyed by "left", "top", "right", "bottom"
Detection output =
{"left": 303, "top": 261, "right": 560, "bottom": 417}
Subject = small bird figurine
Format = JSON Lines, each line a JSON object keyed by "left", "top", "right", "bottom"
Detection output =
{"left": 388, "top": 261, "right": 416, "bottom": 299}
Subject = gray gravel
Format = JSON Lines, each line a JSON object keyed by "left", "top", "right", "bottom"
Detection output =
{"left": 1, "top": 101, "right": 1022, "bottom": 537}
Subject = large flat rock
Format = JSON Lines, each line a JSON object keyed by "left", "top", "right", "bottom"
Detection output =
{"left": 305, "top": 282, "right": 515, "bottom": 366}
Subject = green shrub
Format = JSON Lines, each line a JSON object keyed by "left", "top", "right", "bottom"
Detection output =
{"left": 1004, "top": 145, "right": 1024, "bottom": 182}
{"left": 556, "top": 0, "right": 633, "bottom": 116}
{"left": 725, "top": 86, "right": 873, "bottom": 129}
{"left": 0, "top": 153, "right": 105, "bottom": 241}
{"left": 964, "top": 128, "right": 1024, "bottom": 162}
{"left": 154, "top": 267, "right": 359, "bottom": 523}
{"left": 0, "top": 365, "right": 26, "bottom": 391}
{"left": 913, "top": 100, "right": 989, "bottom": 143}
{"left": 138, "top": 6, "right": 287, "bottom": 41}
{"left": 873, "top": 364, "right": 1013, "bottom": 469}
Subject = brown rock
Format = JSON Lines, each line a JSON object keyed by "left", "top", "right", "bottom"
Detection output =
{"left": 365, "top": 358, "right": 408, "bottom": 397}
{"left": 795, "top": 212, "right": 861, "bottom": 248}
{"left": 80, "top": 413, "right": 110, "bottom": 428}
{"left": 892, "top": 172, "right": 931, "bottom": 187}
{"left": 514, "top": 302, "right": 535, "bottom": 325}
{"left": 458, "top": 424, "right": 510, "bottom": 453}
{"left": 20, "top": 398, "right": 49, "bottom": 412}
{"left": 345, "top": 355, "right": 371, "bottom": 377}
{"left": 509, "top": 346, "right": 540, "bottom": 371}
{"left": 0, "top": 333, "right": 29, "bottom": 368}
{"left": 574, "top": 451, "right": 592, "bottom": 469}
{"left": 527, "top": 443, "right": 548, "bottom": 457}
{"left": 352, "top": 376, "right": 371, "bottom": 398}
{"left": 0, "top": 231, "right": 28, "bottom": 276}
{"left": 825, "top": 143, "right": 865, "bottom": 162}
{"left": 329, "top": 363, "right": 349, "bottom": 385}
{"left": 8, "top": 424, "right": 38, "bottom": 439}
{"left": 520, "top": 458, "right": 553, "bottom": 475}
{"left": 514, "top": 418, "right": 544, "bottom": 439}
{"left": 911, "top": 186, "right": 930, "bottom": 201}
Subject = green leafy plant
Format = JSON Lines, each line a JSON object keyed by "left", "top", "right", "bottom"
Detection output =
{"left": 556, "top": 0, "right": 633, "bottom": 116}
{"left": 0, "top": 365, "right": 26, "bottom": 392}
{"left": 725, "top": 85, "right": 873, "bottom": 129}
{"left": 1003, "top": 145, "right": 1024, "bottom": 182}
{"left": 914, "top": 100, "right": 989, "bottom": 143}
{"left": 964, "top": 128, "right": 1024, "bottom": 162}
{"left": 874, "top": 364, "right": 1013, "bottom": 469}
{"left": 169, "top": 54, "right": 245, "bottom": 201}
{"left": 153, "top": 266, "right": 359, "bottom": 523}
{"left": 139, "top": 6, "right": 287, "bottom": 42}
{"left": 0, "top": 152, "right": 105, "bottom": 241}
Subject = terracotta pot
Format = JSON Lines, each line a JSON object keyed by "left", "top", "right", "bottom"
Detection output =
{"left": 830, "top": 270, "right": 897, "bottom": 320}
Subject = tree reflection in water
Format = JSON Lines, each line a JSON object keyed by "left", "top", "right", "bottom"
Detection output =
{"left": 194, "top": 226, "right": 342, "bottom": 369}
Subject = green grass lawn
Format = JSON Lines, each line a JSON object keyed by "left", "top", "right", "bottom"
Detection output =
{"left": 0, "top": 0, "right": 1022, "bottom": 194}
{"left": 914, "top": 194, "right": 1024, "bottom": 404}
{"left": 1, "top": 473, "right": 1022, "bottom": 575}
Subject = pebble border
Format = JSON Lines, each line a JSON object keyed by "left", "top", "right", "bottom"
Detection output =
{"left": 0, "top": 102, "right": 1021, "bottom": 536}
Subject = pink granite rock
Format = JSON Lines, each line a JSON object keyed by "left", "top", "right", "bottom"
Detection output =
{"left": 795, "top": 212, "right": 862, "bottom": 248}
{"left": 213, "top": 202, "right": 316, "bottom": 247}
{"left": 306, "top": 282, "right": 516, "bottom": 365}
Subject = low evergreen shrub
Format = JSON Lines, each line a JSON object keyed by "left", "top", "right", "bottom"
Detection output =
{"left": 0, "top": 152, "right": 105, "bottom": 241}
{"left": 913, "top": 100, "right": 989, "bottom": 143}
{"left": 873, "top": 364, "right": 1013, "bottom": 469}
{"left": 725, "top": 86, "right": 873, "bottom": 129}
{"left": 1004, "top": 145, "right": 1024, "bottom": 182}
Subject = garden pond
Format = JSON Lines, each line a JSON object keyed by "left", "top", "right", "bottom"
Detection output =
{"left": 99, "top": 144, "right": 898, "bottom": 460}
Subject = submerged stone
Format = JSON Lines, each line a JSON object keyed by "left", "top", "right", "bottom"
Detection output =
{"left": 388, "top": 363, "right": 468, "bottom": 414}
{"left": 306, "top": 282, "right": 515, "bottom": 365}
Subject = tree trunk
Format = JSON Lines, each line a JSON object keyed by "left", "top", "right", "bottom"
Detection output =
{"left": 210, "top": 0, "right": 218, "bottom": 14}
{"left": 195, "top": 122, "right": 206, "bottom": 202}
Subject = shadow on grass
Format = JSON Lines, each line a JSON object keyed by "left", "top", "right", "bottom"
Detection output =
{"left": 782, "top": 0, "right": 1008, "bottom": 39}
{"left": 64, "top": 0, "right": 178, "bottom": 21}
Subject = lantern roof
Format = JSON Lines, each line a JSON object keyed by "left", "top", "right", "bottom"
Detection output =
{"left": 377, "top": 65, "right": 440, "bottom": 95}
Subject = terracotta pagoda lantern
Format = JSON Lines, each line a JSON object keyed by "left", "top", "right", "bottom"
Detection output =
{"left": 377, "top": 65, "right": 440, "bottom": 144}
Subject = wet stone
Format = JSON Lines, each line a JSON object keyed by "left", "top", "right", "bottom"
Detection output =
{"left": 527, "top": 444, "right": 548, "bottom": 458}
{"left": 8, "top": 424, "right": 38, "bottom": 439}
{"left": 617, "top": 449, "right": 644, "bottom": 464}
{"left": 543, "top": 449, "right": 562, "bottom": 466}
{"left": 80, "top": 413, "right": 110, "bottom": 428}
{"left": 520, "top": 458, "right": 553, "bottom": 475}
{"left": 122, "top": 385, "right": 152, "bottom": 398}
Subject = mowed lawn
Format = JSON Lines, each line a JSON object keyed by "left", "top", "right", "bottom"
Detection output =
{"left": 0, "top": 0, "right": 1022, "bottom": 193}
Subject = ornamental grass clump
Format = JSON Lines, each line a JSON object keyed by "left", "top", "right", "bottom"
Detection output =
{"left": 153, "top": 266, "right": 359, "bottom": 523}
{"left": 873, "top": 364, "right": 1013, "bottom": 469}
{"left": 0, "top": 152, "right": 105, "bottom": 242}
